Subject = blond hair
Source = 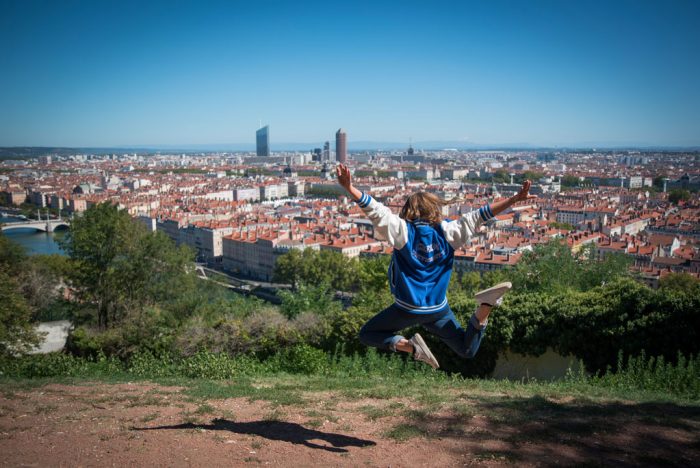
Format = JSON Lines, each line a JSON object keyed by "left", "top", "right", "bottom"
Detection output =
{"left": 399, "top": 192, "right": 445, "bottom": 225}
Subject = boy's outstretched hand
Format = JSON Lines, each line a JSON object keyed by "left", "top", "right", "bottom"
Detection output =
{"left": 336, "top": 163, "right": 352, "bottom": 189}
{"left": 336, "top": 163, "right": 363, "bottom": 201}
{"left": 514, "top": 180, "right": 537, "bottom": 202}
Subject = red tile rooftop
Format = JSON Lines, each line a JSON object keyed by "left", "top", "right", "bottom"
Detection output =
{"left": 475, "top": 250, "right": 522, "bottom": 265}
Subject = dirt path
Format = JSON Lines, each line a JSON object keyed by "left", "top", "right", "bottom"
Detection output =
{"left": 1, "top": 382, "right": 698, "bottom": 467}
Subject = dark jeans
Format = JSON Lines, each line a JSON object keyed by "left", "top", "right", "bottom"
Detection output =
{"left": 359, "top": 303, "right": 486, "bottom": 359}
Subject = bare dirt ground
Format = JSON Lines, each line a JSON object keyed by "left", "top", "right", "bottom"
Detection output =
{"left": 1, "top": 381, "right": 699, "bottom": 467}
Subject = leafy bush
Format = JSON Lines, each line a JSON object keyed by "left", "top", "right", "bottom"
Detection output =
{"left": 277, "top": 283, "right": 341, "bottom": 318}
{"left": 267, "top": 344, "right": 329, "bottom": 375}
{"left": 66, "top": 307, "right": 175, "bottom": 359}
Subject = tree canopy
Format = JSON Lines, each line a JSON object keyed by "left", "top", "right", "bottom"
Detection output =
{"left": 507, "top": 240, "right": 632, "bottom": 294}
{"left": 60, "top": 202, "right": 195, "bottom": 327}
{"left": 0, "top": 234, "right": 40, "bottom": 356}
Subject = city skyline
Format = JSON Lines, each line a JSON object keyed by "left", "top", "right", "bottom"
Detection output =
{"left": 1, "top": 0, "right": 699, "bottom": 148}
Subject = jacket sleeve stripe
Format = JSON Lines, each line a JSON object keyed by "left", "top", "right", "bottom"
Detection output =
{"left": 357, "top": 192, "right": 372, "bottom": 208}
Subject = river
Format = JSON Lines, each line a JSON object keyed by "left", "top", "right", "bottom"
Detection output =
{"left": 1, "top": 216, "right": 66, "bottom": 255}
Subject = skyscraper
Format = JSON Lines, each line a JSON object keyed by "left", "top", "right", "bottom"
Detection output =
{"left": 335, "top": 128, "right": 347, "bottom": 164}
{"left": 323, "top": 141, "right": 331, "bottom": 162}
{"left": 256, "top": 125, "right": 270, "bottom": 156}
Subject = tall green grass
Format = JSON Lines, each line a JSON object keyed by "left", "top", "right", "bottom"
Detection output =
{"left": 2, "top": 347, "right": 698, "bottom": 400}
{"left": 565, "top": 350, "right": 700, "bottom": 399}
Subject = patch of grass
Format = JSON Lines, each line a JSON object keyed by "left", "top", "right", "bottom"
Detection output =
{"left": 251, "top": 439, "right": 264, "bottom": 449}
{"left": 181, "top": 412, "right": 201, "bottom": 424}
{"left": 305, "top": 419, "right": 323, "bottom": 428}
{"left": 34, "top": 404, "right": 58, "bottom": 414}
{"left": 263, "top": 408, "right": 285, "bottom": 422}
{"left": 339, "top": 385, "right": 399, "bottom": 400}
{"left": 383, "top": 424, "right": 427, "bottom": 441}
{"left": 450, "top": 402, "right": 476, "bottom": 419}
{"left": 125, "top": 395, "right": 171, "bottom": 408}
{"left": 473, "top": 451, "right": 518, "bottom": 463}
{"left": 0, "top": 390, "right": 19, "bottom": 400}
{"left": 404, "top": 408, "right": 431, "bottom": 423}
{"left": 139, "top": 412, "right": 160, "bottom": 423}
{"left": 357, "top": 405, "right": 393, "bottom": 421}
{"left": 387, "top": 401, "right": 405, "bottom": 410}
{"left": 220, "top": 409, "right": 235, "bottom": 420}
{"left": 184, "top": 380, "right": 305, "bottom": 407}
{"left": 414, "top": 391, "right": 449, "bottom": 406}
{"left": 194, "top": 403, "right": 216, "bottom": 415}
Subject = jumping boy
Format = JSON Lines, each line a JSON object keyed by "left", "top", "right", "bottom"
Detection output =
{"left": 336, "top": 163, "right": 536, "bottom": 368}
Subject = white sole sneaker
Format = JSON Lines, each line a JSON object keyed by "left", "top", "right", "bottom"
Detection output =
{"left": 474, "top": 282, "right": 512, "bottom": 306}
{"left": 410, "top": 333, "right": 439, "bottom": 369}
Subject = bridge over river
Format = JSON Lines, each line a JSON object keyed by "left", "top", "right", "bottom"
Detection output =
{"left": 0, "top": 218, "right": 70, "bottom": 233}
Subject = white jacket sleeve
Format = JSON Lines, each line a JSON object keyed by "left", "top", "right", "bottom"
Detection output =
{"left": 441, "top": 205, "right": 495, "bottom": 250}
{"left": 357, "top": 192, "right": 409, "bottom": 250}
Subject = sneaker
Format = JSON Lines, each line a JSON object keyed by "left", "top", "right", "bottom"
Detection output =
{"left": 409, "top": 333, "right": 439, "bottom": 369}
{"left": 474, "top": 282, "right": 512, "bottom": 306}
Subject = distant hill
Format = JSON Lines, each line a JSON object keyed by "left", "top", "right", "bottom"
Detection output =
{"left": 1, "top": 144, "right": 698, "bottom": 159}
{"left": 0, "top": 147, "right": 153, "bottom": 159}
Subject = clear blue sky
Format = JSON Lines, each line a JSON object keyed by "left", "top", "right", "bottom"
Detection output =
{"left": 1, "top": 0, "right": 699, "bottom": 148}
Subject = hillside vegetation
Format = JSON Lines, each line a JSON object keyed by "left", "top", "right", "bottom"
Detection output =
{"left": 1, "top": 203, "right": 699, "bottom": 396}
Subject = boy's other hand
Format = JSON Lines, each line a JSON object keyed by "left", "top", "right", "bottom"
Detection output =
{"left": 336, "top": 163, "right": 352, "bottom": 189}
{"left": 515, "top": 180, "right": 537, "bottom": 202}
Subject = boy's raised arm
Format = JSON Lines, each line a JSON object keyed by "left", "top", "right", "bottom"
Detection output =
{"left": 488, "top": 179, "right": 537, "bottom": 216}
{"left": 443, "top": 180, "right": 536, "bottom": 249}
{"left": 336, "top": 164, "right": 363, "bottom": 201}
{"left": 336, "top": 163, "right": 408, "bottom": 249}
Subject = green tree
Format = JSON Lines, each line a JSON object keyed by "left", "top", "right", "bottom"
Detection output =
{"left": 273, "top": 248, "right": 304, "bottom": 289}
{"left": 561, "top": 175, "right": 580, "bottom": 188}
{"left": 520, "top": 171, "right": 544, "bottom": 183}
{"left": 0, "top": 231, "right": 25, "bottom": 267}
{"left": 277, "top": 283, "right": 341, "bottom": 319}
{"left": 579, "top": 245, "right": 632, "bottom": 290}
{"left": 548, "top": 221, "right": 575, "bottom": 231}
{"left": 492, "top": 169, "right": 510, "bottom": 183}
{"left": 668, "top": 189, "right": 691, "bottom": 204}
{"left": 0, "top": 272, "right": 41, "bottom": 356}
{"left": 508, "top": 240, "right": 578, "bottom": 293}
{"left": 60, "top": 202, "right": 195, "bottom": 328}
{"left": 652, "top": 176, "right": 666, "bottom": 191}
{"left": 659, "top": 272, "right": 700, "bottom": 295}
{"left": 274, "top": 248, "right": 360, "bottom": 292}
{"left": 508, "top": 240, "right": 630, "bottom": 294}
{"left": 0, "top": 234, "right": 40, "bottom": 355}
{"left": 357, "top": 255, "right": 390, "bottom": 293}
{"left": 459, "top": 271, "right": 482, "bottom": 295}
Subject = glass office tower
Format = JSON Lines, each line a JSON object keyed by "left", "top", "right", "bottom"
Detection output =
{"left": 256, "top": 125, "right": 270, "bottom": 156}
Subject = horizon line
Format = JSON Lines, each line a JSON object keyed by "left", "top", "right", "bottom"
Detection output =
{"left": 2, "top": 142, "right": 700, "bottom": 153}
